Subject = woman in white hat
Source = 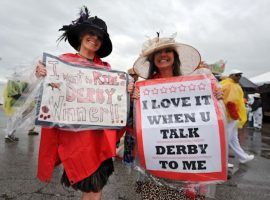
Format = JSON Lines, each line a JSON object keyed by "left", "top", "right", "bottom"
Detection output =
{"left": 132, "top": 34, "right": 223, "bottom": 200}
{"left": 133, "top": 33, "right": 201, "bottom": 79}
{"left": 251, "top": 93, "right": 263, "bottom": 130}
{"left": 36, "top": 6, "right": 133, "bottom": 200}
{"left": 133, "top": 34, "right": 222, "bottom": 97}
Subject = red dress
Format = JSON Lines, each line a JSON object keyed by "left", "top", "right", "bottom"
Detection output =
{"left": 37, "top": 53, "right": 123, "bottom": 184}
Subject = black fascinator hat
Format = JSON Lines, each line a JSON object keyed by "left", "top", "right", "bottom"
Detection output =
{"left": 58, "top": 6, "right": 112, "bottom": 58}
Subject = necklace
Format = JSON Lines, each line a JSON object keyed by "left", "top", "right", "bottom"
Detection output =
{"left": 77, "top": 53, "right": 94, "bottom": 62}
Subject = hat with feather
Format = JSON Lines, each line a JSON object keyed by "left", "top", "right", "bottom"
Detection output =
{"left": 58, "top": 6, "right": 112, "bottom": 58}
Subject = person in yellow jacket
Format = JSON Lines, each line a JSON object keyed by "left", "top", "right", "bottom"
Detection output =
{"left": 3, "top": 80, "right": 28, "bottom": 142}
{"left": 3, "top": 79, "right": 38, "bottom": 142}
{"left": 221, "top": 69, "right": 254, "bottom": 164}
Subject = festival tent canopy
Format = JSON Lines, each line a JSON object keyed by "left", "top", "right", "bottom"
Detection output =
{"left": 239, "top": 77, "right": 258, "bottom": 89}
{"left": 250, "top": 72, "right": 270, "bottom": 86}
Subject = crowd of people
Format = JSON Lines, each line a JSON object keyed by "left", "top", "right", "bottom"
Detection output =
{"left": 2, "top": 5, "right": 263, "bottom": 200}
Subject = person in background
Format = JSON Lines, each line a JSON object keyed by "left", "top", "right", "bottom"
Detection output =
{"left": 251, "top": 93, "right": 263, "bottom": 131}
{"left": 35, "top": 6, "right": 133, "bottom": 200}
{"left": 27, "top": 126, "right": 39, "bottom": 135}
{"left": 132, "top": 34, "right": 224, "bottom": 200}
{"left": 122, "top": 68, "right": 139, "bottom": 166}
{"left": 246, "top": 96, "right": 254, "bottom": 128}
{"left": 220, "top": 69, "right": 254, "bottom": 164}
{"left": 3, "top": 79, "right": 27, "bottom": 142}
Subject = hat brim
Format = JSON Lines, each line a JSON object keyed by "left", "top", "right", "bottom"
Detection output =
{"left": 67, "top": 24, "right": 112, "bottom": 58}
{"left": 133, "top": 42, "right": 201, "bottom": 79}
{"left": 228, "top": 69, "right": 243, "bottom": 76}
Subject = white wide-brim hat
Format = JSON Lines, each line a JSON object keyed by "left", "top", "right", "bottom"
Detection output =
{"left": 133, "top": 35, "right": 201, "bottom": 78}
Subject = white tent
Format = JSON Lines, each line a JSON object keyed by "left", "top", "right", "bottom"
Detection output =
{"left": 250, "top": 72, "right": 270, "bottom": 86}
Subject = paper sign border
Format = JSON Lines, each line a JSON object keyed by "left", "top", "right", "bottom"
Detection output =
{"left": 35, "top": 53, "right": 130, "bottom": 130}
{"left": 135, "top": 75, "right": 227, "bottom": 181}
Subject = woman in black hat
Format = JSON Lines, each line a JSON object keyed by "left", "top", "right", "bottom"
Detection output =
{"left": 36, "top": 6, "right": 113, "bottom": 75}
{"left": 36, "top": 6, "right": 133, "bottom": 200}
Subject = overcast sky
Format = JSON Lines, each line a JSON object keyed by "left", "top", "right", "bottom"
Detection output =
{"left": 0, "top": 0, "right": 270, "bottom": 83}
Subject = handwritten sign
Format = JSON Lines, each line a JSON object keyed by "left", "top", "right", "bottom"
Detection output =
{"left": 36, "top": 53, "right": 128, "bottom": 129}
{"left": 135, "top": 75, "right": 226, "bottom": 182}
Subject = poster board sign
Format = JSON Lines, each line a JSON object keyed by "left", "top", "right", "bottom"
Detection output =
{"left": 35, "top": 53, "right": 128, "bottom": 129}
{"left": 135, "top": 75, "right": 226, "bottom": 182}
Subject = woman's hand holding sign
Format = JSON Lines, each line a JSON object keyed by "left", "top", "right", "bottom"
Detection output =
{"left": 214, "top": 87, "right": 223, "bottom": 100}
{"left": 35, "top": 61, "right": 47, "bottom": 78}
{"left": 132, "top": 87, "right": 140, "bottom": 100}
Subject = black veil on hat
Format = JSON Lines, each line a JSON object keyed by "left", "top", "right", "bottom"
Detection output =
{"left": 58, "top": 6, "right": 112, "bottom": 58}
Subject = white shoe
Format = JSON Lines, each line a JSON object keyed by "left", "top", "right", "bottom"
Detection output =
{"left": 227, "top": 163, "right": 234, "bottom": 168}
{"left": 239, "top": 155, "right": 254, "bottom": 164}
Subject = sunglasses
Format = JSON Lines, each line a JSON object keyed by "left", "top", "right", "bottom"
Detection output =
{"left": 88, "top": 30, "right": 103, "bottom": 41}
{"left": 234, "top": 74, "right": 242, "bottom": 77}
